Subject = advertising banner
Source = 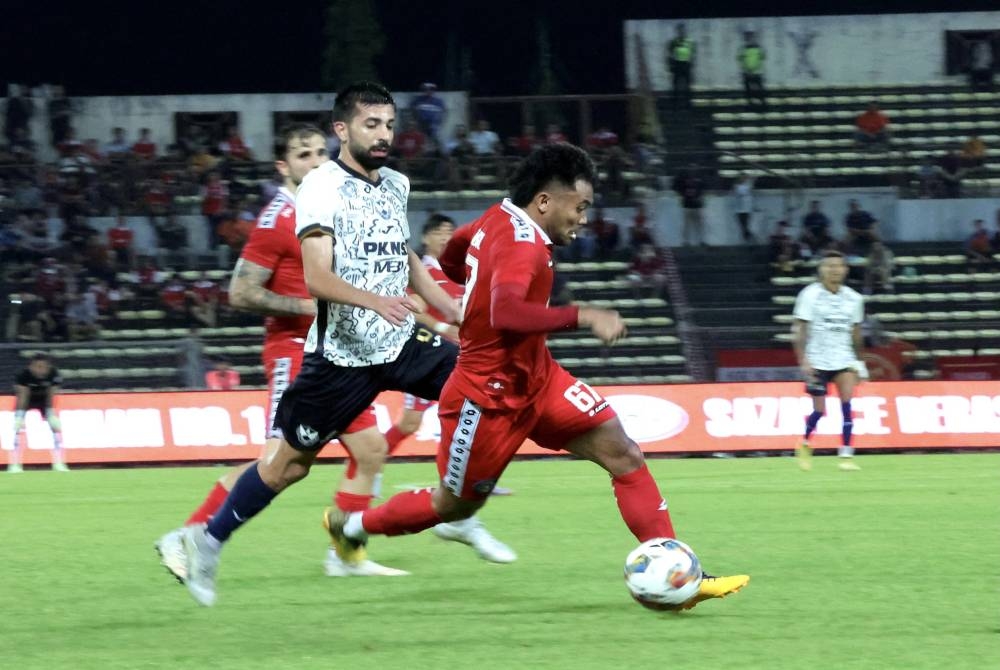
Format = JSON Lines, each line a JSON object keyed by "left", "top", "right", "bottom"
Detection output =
{"left": 2, "top": 381, "right": 998, "bottom": 465}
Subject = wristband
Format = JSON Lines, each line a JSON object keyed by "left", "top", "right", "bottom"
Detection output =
{"left": 433, "top": 322, "right": 450, "bottom": 334}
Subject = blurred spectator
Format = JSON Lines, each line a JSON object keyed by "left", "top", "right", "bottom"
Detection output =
{"left": 589, "top": 208, "right": 620, "bottom": 258}
{"left": 863, "top": 241, "right": 895, "bottom": 295}
{"left": 629, "top": 203, "right": 656, "bottom": 250}
{"left": 545, "top": 124, "right": 567, "bottom": 144}
{"left": 9, "top": 127, "right": 37, "bottom": 162}
{"left": 189, "top": 271, "right": 220, "bottom": 327}
{"left": 992, "top": 209, "right": 1000, "bottom": 253}
{"left": 626, "top": 243, "right": 667, "bottom": 298}
{"left": 12, "top": 178, "right": 43, "bottom": 212}
{"left": 768, "top": 221, "right": 800, "bottom": 272}
{"left": 201, "top": 172, "right": 229, "bottom": 247}
{"left": 739, "top": 31, "right": 766, "bottom": 107}
{"left": 4, "top": 84, "right": 34, "bottom": 146}
{"left": 508, "top": 124, "right": 542, "bottom": 156}
{"left": 445, "top": 124, "right": 476, "bottom": 189}
{"left": 673, "top": 164, "right": 706, "bottom": 246}
{"left": 394, "top": 119, "right": 426, "bottom": 161}
{"left": 468, "top": 119, "right": 501, "bottom": 156}
{"left": 587, "top": 126, "right": 620, "bottom": 153}
{"left": 845, "top": 200, "right": 878, "bottom": 256}
{"left": 107, "top": 215, "right": 135, "bottom": 270}
{"left": 104, "top": 127, "right": 130, "bottom": 159}
{"left": 132, "top": 128, "right": 157, "bottom": 160}
{"left": 938, "top": 148, "right": 965, "bottom": 198}
{"left": 47, "top": 85, "right": 72, "bottom": 147}
{"left": 135, "top": 256, "right": 164, "bottom": 297}
{"left": 65, "top": 291, "right": 100, "bottom": 340}
{"left": 219, "top": 126, "right": 253, "bottom": 161}
{"left": 732, "top": 174, "right": 755, "bottom": 242}
{"left": 154, "top": 213, "right": 188, "bottom": 254}
{"left": 22, "top": 214, "right": 59, "bottom": 261}
{"left": 800, "top": 200, "right": 833, "bottom": 256}
{"left": 34, "top": 258, "right": 67, "bottom": 304}
{"left": 602, "top": 146, "right": 633, "bottom": 200}
{"left": 969, "top": 40, "right": 994, "bottom": 91}
{"left": 81, "top": 138, "right": 105, "bottom": 164}
{"left": 961, "top": 134, "right": 986, "bottom": 168}
{"left": 965, "top": 219, "right": 993, "bottom": 264}
{"left": 666, "top": 24, "right": 695, "bottom": 106}
{"left": 855, "top": 103, "right": 889, "bottom": 148}
{"left": 410, "top": 82, "right": 447, "bottom": 143}
{"left": 915, "top": 158, "right": 941, "bottom": 198}
{"left": 160, "top": 275, "right": 190, "bottom": 323}
{"left": 189, "top": 144, "right": 219, "bottom": 176}
{"left": 205, "top": 359, "right": 240, "bottom": 390}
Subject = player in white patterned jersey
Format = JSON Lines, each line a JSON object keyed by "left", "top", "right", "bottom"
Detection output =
{"left": 791, "top": 250, "right": 866, "bottom": 471}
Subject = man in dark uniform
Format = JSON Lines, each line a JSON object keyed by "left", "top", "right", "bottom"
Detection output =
{"left": 9, "top": 353, "right": 67, "bottom": 473}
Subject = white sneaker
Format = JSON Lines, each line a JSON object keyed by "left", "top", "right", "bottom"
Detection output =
{"left": 7, "top": 463, "right": 23, "bottom": 474}
{"left": 323, "top": 548, "right": 409, "bottom": 577}
{"left": 838, "top": 458, "right": 861, "bottom": 471}
{"left": 181, "top": 524, "right": 220, "bottom": 607}
{"left": 433, "top": 516, "right": 517, "bottom": 564}
{"left": 155, "top": 528, "right": 188, "bottom": 582}
{"left": 52, "top": 462, "right": 70, "bottom": 472}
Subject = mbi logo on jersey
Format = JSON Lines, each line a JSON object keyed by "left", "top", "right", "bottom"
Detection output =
{"left": 363, "top": 240, "right": 407, "bottom": 273}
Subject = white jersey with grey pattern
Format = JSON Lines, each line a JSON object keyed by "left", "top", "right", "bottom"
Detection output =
{"left": 792, "top": 281, "right": 864, "bottom": 371}
{"left": 295, "top": 159, "right": 413, "bottom": 366}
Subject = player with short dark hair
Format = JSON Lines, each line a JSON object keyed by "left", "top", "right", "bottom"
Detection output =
{"left": 175, "top": 82, "right": 511, "bottom": 607}
{"left": 793, "top": 249, "right": 867, "bottom": 471}
{"left": 323, "top": 143, "right": 749, "bottom": 611}
{"left": 9, "top": 353, "right": 67, "bottom": 473}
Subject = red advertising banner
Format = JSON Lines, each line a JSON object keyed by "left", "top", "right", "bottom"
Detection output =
{"left": 2, "top": 381, "right": 999, "bottom": 465}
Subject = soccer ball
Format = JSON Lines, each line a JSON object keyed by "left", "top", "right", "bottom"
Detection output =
{"left": 624, "top": 538, "right": 702, "bottom": 610}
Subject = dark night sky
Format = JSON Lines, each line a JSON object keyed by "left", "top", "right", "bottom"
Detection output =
{"left": 2, "top": 0, "right": 996, "bottom": 97}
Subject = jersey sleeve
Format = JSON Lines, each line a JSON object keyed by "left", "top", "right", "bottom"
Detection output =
{"left": 240, "top": 223, "right": 290, "bottom": 271}
{"left": 295, "top": 170, "right": 339, "bottom": 240}
{"left": 852, "top": 294, "right": 865, "bottom": 324}
{"left": 792, "top": 286, "right": 813, "bottom": 321}
{"left": 439, "top": 225, "right": 473, "bottom": 284}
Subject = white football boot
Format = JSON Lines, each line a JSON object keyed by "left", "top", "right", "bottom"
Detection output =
{"left": 432, "top": 516, "right": 517, "bottom": 564}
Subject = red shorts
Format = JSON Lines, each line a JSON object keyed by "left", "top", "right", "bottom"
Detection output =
{"left": 403, "top": 393, "right": 435, "bottom": 412}
{"left": 263, "top": 341, "right": 376, "bottom": 439}
{"left": 435, "top": 364, "right": 616, "bottom": 499}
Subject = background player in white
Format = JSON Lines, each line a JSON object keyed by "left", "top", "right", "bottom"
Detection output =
{"left": 792, "top": 250, "right": 867, "bottom": 471}
{"left": 8, "top": 353, "right": 67, "bottom": 472}
{"left": 154, "top": 124, "right": 408, "bottom": 579}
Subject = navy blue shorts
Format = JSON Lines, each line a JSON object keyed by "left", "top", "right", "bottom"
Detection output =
{"left": 275, "top": 326, "right": 456, "bottom": 451}
{"left": 805, "top": 368, "right": 853, "bottom": 397}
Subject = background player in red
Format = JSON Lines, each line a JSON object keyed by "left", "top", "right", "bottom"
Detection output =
{"left": 325, "top": 143, "right": 749, "bottom": 610}
{"left": 154, "top": 124, "right": 407, "bottom": 580}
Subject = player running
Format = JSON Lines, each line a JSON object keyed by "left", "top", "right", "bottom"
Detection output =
{"left": 792, "top": 249, "right": 867, "bottom": 471}
{"left": 322, "top": 143, "right": 749, "bottom": 611}
{"left": 8, "top": 353, "right": 67, "bottom": 473}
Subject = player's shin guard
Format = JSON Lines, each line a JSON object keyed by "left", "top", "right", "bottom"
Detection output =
{"left": 335, "top": 491, "right": 373, "bottom": 513}
{"left": 612, "top": 464, "right": 676, "bottom": 542}
{"left": 841, "top": 401, "right": 853, "bottom": 447}
{"left": 804, "top": 410, "right": 823, "bottom": 439}
{"left": 205, "top": 464, "right": 277, "bottom": 543}
{"left": 186, "top": 482, "right": 230, "bottom": 525}
{"left": 360, "top": 489, "right": 441, "bottom": 537}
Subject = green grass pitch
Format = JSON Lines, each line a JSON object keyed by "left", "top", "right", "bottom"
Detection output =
{"left": 1, "top": 453, "right": 998, "bottom": 670}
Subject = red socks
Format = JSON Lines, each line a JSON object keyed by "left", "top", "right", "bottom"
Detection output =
{"left": 185, "top": 482, "right": 229, "bottom": 526}
{"left": 612, "top": 464, "right": 676, "bottom": 541}
{"left": 384, "top": 426, "right": 406, "bottom": 455}
{"left": 335, "top": 491, "right": 373, "bottom": 513}
{"left": 360, "top": 489, "right": 441, "bottom": 537}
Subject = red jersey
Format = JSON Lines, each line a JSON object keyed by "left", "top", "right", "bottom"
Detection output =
{"left": 238, "top": 188, "right": 313, "bottom": 348}
{"left": 132, "top": 140, "right": 156, "bottom": 159}
{"left": 108, "top": 225, "right": 133, "bottom": 250}
{"left": 442, "top": 200, "right": 560, "bottom": 410}
{"left": 161, "top": 282, "right": 187, "bottom": 311}
{"left": 190, "top": 279, "right": 219, "bottom": 303}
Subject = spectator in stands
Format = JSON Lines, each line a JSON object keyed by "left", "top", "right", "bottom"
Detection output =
{"left": 915, "top": 158, "right": 941, "bottom": 198}
{"left": 394, "top": 119, "right": 426, "bottom": 164}
{"left": 410, "top": 82, "right": 447, "bottom": 144}
{"left": 854, "top": 103, "right": 889, "bottom": 149}
{"left": 201, "top": 172, "right": 229, "bottom": 247}
{"left": 738, "top": 31, "right": 766, "bottom": 107}
{"left": 587, "top": 126, "right": 619, "bottom": 153}
{"left": 845, "top": 199, "right": 878, "bottom": 256}
{"left": 205, "top": 358, "right": 240, "bottom": 390}
{"left": 863, "top": 241, "right": 895, "bottom": 295}
{"left": 135, "top": 256, "right": 164, "bottom": 297}
{"left": 46, "top": 85, "right": 72, "bottom": 148}
{"left": 992, "top": 209, "right": 1000, "bottom": 253}
{"left": 768, "top": 221, "right": 800, "bottom": 272}
{"left": 219, "top": 126, "right": 253, "bottom": 161}
{"left": 626, "top": 243, "right": 667, "bottom": 298}
{"left": 589, "top": 208, "right": 620, "bottom": 258}
{"left": 9, "top": 127, "right": 37, "bottom": 163}
{"left": 969, "top": 39, "right": 994, "bottom": 91}
{"left": 4, "top": 84, "right": 34, "bottom": 147}
{"left": 545, "top": 123, "right": 568, "bottom": 144}
{"left": 161, "top": 275, "right": 190, "bottom": 325}
{"left": 732, "top": 174, "right": 755, "bottom": 242}
{"left": 445, "top": 124, "right": 477, "bottom": 189}
{"left": 104, "top": 127, "right": 130, "bottom": 159}
{"left": 666, "top": 24, "right": 695, "bottom": 106}
{"left": 508, "top": 124, "right": 542, "bottom": 156}
{"left": 800, "top": 200, "right": 833, "bottom": 255}
{"left": 189, "top": 144, "right": 219, "bottom": 177}
{"left": 673, "top": 163, "right": 706, "bottom": 246}
{"left": 107, "top": 215, "right": 135, "bottom": 270}
{"left": 965, "top": 219, "right": 993, "bottom": 265}
{"left": 154, "top": 213, "right": 189, "bottom": 256}
{"left": 961, "top": 134, "right": 986, "bottom": 168}
{"left": 65, "top": 290, "right": 100, "bottom": 340}
{"left": 81, "top": 138, "right": 105, "bottom": 165}
{"left": 938, "top": 148, "right": 965, "bottom": 198}
{"left": 468, "top": 119, "right": 502, "bottom": 156}
{"left": 629, "top": 203, "right": 656, "bottom": 251}
{"left": 132, "top": 128, "right": 157, "bottom": 160}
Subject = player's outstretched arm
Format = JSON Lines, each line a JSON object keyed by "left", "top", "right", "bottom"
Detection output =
{"left": 301, "top": 233, "right": 418, "bottom": 327}
{"left": 228, "top": 258, "right": 316, "bottom": 317}
{"left": 407, "top": 250, "right": 461, "bottom": 325}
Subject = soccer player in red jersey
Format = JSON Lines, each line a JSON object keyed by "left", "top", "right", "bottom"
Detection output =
{"left": 155, "top": 123, "right": 408, "bottom": 581}
{"left": 326, "top": 143, "right": 749, "bottom": 610}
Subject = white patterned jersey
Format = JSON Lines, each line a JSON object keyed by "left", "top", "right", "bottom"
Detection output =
{"left": 295, "top": 159, "right": 412, "bottom": 366}
{"left": 792, "top": 282, "right": 864, "bottom": 371}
